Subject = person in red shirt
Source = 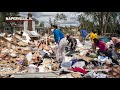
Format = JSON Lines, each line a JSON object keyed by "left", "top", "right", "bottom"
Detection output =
{"left": 93, "top": 38, "right": 119, "bottom": 65}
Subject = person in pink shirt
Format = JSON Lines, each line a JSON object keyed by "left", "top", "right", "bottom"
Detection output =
{"left": 93, "top": 38, "right": 107, "bottom": 52}
{"left": 93, "top": 38, "right": 119, "bottom": 65}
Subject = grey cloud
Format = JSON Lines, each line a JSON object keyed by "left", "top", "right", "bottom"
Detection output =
{"left": 20, "top": 12, "right": 81, "bottom": 27}
{"left": 58, "top": 20, "right": 79, "bottom": 24}
{"left": 32, "top": 12, "right": 56, "bottom": 18}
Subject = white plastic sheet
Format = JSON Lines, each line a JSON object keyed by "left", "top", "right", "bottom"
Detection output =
{"left": 30, "top": 31, "right": 39, "bottom": 36}
{"left": 22, "top": 31, "right": 31, "bottom": 43}
{"left": 76, "top": 39, "right": 83, "bottom": 48}
{"left": 26, "top": 52, "right": 33, "bottom": 62}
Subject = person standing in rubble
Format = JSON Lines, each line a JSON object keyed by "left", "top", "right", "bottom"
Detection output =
{"left": 51, "top": 25, "right": 67, "bottom": 63}
{"left": 88, "top": 30, "right": 98, "bottom": 50}
{"left": 93, "top": 38, "right": 119, "bottom": 65}
{"left": 80, "top": 28, "right": 87, "bottom": 45}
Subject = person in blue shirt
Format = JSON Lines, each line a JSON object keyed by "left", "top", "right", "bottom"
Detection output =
{"left": 80, "top": 28, "right": 87, "bottom": 40}
{"left": 80, "top": 28, "right": 87, "bottom": 45}
{"left": 51, "top": 25, "right": 64, "bottom": 44}
{"left": 51, "top": 25, "right": 67, "bottom": 63}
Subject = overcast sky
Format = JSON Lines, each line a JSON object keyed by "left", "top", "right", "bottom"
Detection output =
{"left": 20, "top": 12, "right": 82, "bottom": 27}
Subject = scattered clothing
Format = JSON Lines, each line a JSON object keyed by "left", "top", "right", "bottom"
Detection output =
{"left": 97, "top": 49, "right": 119, "bottom": 65}
{"left": 83, "top": 71, "right": 108, "bottom": 78}
{"left": 69, "top": 67, "right": 87, "bottom": 74}
{"left": 61, "top": 61, "right": 73, "bottom": 68}
{"left": 72, "top": 61, "right": 85, "bottom": 68}
{"left": 111, "top": 37, "right": 120, "bottom": 45}
{"left": 98, "top": 56, "right": 109, "bottom": 62}
{"left": 110, "top": 37, "right": 120, "bottom": 50}
{"left": 89, "top": 61, "right": 102, "bottom": 66}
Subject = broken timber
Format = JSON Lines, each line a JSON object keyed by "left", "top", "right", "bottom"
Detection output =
{"left": 0, "top": 36, "right": 18, "bottom": 46}
{"left": 14, "top": 71, "right": 60, "bottom": 78}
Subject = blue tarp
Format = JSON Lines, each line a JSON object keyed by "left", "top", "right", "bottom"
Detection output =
{"left": 99, "top": 36, "right": 110, "bottom": 43}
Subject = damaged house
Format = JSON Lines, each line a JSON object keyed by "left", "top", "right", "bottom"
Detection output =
{"left": 3, "top": 13, "right": 44, "bottom": 34}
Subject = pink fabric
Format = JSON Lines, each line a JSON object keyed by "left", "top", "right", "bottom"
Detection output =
{"left": 95, "top": 40, "right": 107, "bottom": 51}
{"left": 112, "top": 37, "right": 120, "bottom": 44}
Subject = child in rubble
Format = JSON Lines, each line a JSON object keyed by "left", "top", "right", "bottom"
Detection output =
{"left": 93, "top": 38, "right": 119, "bottom": 65}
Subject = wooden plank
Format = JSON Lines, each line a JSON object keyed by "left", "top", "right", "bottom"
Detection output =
{"left": 14, "top": 72, "right": 60, "bottom": 78}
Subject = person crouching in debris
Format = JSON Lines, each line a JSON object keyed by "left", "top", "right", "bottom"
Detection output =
{"left": 66, "top": 35, "right": 77, "bottom": 51}
{"left": 109, "top": 37, "right": 120, "bottom": 51}
{"left": 51, "top": 25, "right": 67, "bottom": 63}
{"left": 93, "top": 38, "right": 119, "bottom": 65}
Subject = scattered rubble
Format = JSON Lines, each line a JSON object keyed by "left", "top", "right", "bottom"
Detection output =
{"left": 0, "top": 33, "right": 120, "bottom": 78}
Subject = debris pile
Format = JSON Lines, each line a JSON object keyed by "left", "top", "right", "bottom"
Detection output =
{"left": 0, "top": 32, "right": 120, "bottom": 78}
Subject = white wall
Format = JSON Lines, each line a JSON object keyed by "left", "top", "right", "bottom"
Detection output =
{"left": 32, "top": 21, "right": 35, "bottom": 31}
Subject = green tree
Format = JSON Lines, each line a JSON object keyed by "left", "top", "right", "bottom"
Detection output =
{"left": 84, "top": 12, "right": 120, "bottom": 35}
{"left": 77, "top": 12, "right": 119, "bottom": 35}
{"left": 77, "top": 14, "right": 94, "bottom": 31}
{"left": 55, "top": 13, "right": 67, "bottom": 22}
